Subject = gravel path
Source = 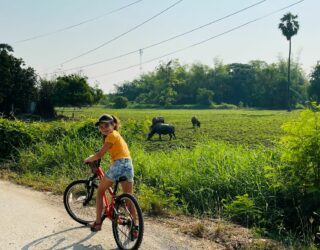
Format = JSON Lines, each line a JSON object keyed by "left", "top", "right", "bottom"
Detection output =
{"left": 0, "top": 180, "right": 220, "bottom": 250}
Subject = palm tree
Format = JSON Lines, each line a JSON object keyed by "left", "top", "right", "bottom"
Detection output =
{"left": 278, "top": 12, "right": 299, "bottom": 111}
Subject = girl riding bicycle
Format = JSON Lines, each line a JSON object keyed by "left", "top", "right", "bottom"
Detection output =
{"left": 84, "top": 114, "right": 135, "bottom": 232}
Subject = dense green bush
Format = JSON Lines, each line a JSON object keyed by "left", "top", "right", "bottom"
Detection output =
{"left": 120, "top": 118, "right": 150, "bottom": 144}
{"left": 113, "top": 96, "right": 128, "bottom": 109}
{"left": 74, "top": 119, "right": 100, "bottom": 139}
{"left": 0, "top": 118, "right": 101, "bottom": 161}
{"left": 0, "top": 119, "right": 44, "bottom": 160}
{"left": 223, "top": 194, "right": 262, "bottom": 227}
{"left": 266, "top": 107, "right": 320, "bottom": 238}
{"left": 45, "top": 122, "right": 69, "bottom": 143}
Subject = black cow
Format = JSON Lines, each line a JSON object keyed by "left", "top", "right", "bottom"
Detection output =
{"left": 191, "top": 116, "right": 200, "bottom": 128}
{"left": 147, "top": 123, "right": 176, "bottom": 140}
{"left": 152, "top": 116, "right": 165, "bottom": 126}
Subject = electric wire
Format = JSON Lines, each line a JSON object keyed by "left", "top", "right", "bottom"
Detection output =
{"left": 50, "top": 0, "right": 267, "bottom": 74}
{"left": 55, "top": 0, "right": 183, "bottom": 67}
{"left": 14, "top": 0, "right": 144, "bottom": 43}
{"left": 89, "top": 0, "right": 305, "bottom": 79}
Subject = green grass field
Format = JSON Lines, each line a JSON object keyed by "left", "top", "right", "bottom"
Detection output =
{"left": 57, "top": 107, "right": 298, "bottom": 150}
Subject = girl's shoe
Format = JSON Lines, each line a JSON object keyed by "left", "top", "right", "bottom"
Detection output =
{"left": 90, "top": 221, "right": 102, "bottom": 232}
{"left": 130, "top": 225, "right": 139, "bottom": 241}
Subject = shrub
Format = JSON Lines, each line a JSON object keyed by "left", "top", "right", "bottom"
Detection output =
{"left": 295, "top": 103, "right": 305, "bottom": 109}
{"left": 196, "top": 88, "right": 214, "bottom": 106}
{"left": 0, "top": 119, "right": 44, "bottom": 160}
{"left": 210, "top": 103, "right": 238, "bottom": 109}
{"left": 75, "top": 119, "right": 100, "bottom": 139}
{"left": 45, "top": 122, "right": 69, "bottom": 143}
{"left": 267, "top": 107, "right": 320, "bottom": 234}
{"left": 223, "top": 194, "right": 262, "bottom": 227}
{"left": 137, "top": 184, "right": 181, "bottom": 215}
{"left": 120, "top": 118, "right": 150, "bottom": 144}
{"left": 113, "top": 96, "right": 128, "bottom": 109}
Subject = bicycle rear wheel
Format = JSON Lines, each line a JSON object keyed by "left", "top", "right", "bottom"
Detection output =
{"left": 63, "top": 179, "right": 97, "bottom": 225}
{"left": 112, "top": 193, "right": 144, "bottom": 250}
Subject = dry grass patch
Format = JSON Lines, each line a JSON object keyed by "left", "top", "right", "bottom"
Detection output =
{"left": 151, "top": 215, "right": 285, "bottom": 249}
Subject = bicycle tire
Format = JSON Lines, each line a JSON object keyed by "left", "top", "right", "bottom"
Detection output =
{"left": 63, "top": 179, "right": 97, "bottom": 225}
{"left": 112, "top": 193, "right": 144, "bottom": 250}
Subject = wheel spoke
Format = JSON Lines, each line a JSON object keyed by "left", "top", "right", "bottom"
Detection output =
{"left": 64, "top": 181, "right": 96, "bottom": 224}
{"left": 112, "top": 194, "right": 144, "bottom": 249}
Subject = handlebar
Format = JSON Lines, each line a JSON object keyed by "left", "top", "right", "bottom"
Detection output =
{"left": 86, "top": 158, "right": 101, "bottom": 174}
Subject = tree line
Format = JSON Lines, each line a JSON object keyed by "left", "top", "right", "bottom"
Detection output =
{"left": 1, "top": 42, "right": 320, "bottom": 116}
{"left": 115, "top": 58, "right": 320, "bottom": 109}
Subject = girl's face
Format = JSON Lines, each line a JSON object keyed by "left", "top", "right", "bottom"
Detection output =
{"left": 98, "top": 122, "right": 114, "bottom": 135}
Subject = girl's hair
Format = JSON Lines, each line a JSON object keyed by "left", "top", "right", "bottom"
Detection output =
{"left": 111, "top": 115, "right": 120, "bottom": 130}
{"left": 102, "top": 115, "right": 120, "bottom": 142}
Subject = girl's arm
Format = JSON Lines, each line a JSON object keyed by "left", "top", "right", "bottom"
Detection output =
{"left": 84, "top": 142, "right": 112, "bottom": 163}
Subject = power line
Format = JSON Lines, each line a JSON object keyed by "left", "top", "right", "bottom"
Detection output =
{"left": 55, "top": 0, "right": 183, "bottom": 67}
{"left": 14, "top": 0, "right": 144, "bottom": 44}
{"left": 49, "top": 0, "right": 266, "bottom": 74}
{"left": 90, "top": 0, "right": 305, "bottom": 80}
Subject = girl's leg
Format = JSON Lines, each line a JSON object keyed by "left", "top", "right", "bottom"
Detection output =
{"left": 95, "top": 176, "right": 113, "bottom": 224}
{"left": 121, "top": 181, "right": 133, "bottom": 194}
{"left": 121, "top": 181, "right": 137, "bottom": 223}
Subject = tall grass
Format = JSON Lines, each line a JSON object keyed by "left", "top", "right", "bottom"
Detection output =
{"left": 132, "top": 140, "right": 277, "bottom": 221}
{"left": 15, "top": 130, "right": 279, "bottom": 229}
{"left": 1, "top": 111, "right": 318, "bottom": 247}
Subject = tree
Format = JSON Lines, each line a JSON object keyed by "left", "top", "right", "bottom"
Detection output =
{"left": 0, "top": 44, "right": 37, "bottom": 115}
{"left": 226, "top": 63, "right": 255, "bottom": 106}
{"left": 92, "top": 85, "right": 103, "bottom": 104}
{"left": 35, "top": 79, "right": 56, "bottom": 117}
{"left": 211, "top": 60, "right": 230, "bottom": 104}
{"left": 278, "top": 12, "right": 300, "bottom": 111}
{"left": 196, "top": 88, "right": 214, "bottom": 106}
{"left": 113, "top": 96, "right": 128, "bottom": 109}
{"left": 54, "top": 74, "right": 96, "bottom": 108}
{"left": 308, "top": 64, "right": 320, "bottom": 102}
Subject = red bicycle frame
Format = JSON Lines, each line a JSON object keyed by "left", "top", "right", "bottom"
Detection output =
{"left": 95, "top": 165, "right": 117, "bottom": 220}
{"left": 89, "top": 160, "right": 132, "bottom": 225}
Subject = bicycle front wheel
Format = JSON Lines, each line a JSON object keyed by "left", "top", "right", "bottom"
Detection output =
{"left": 112, "top": 193, "right": 144, "bottom": 250}
{"left": 63, "top": 179, "right": 97, "bottom": 225}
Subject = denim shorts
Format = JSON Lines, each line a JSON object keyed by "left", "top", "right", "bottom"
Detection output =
{"left": 105, "top": 158, "right": 134, "bottom": 182}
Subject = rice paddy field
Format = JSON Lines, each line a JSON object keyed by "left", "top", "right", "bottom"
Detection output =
{"left": 56, "top": 107, "right": 298, "bottom": 149}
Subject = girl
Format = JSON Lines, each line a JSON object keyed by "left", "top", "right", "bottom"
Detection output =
{"left": 84, "top": 114, "right": 134, "bottom": 232}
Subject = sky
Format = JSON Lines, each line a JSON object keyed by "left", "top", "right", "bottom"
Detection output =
{"left": 1, "top": 0, "right": 319, "bottom": 93}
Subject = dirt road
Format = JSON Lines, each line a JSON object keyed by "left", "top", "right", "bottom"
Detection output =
{"left": 0, "top": 180, "right": 220, "bottom": 250}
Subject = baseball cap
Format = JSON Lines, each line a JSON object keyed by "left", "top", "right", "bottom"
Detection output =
{"left": 95, "top": 114, "right": 114, "bottom": 126}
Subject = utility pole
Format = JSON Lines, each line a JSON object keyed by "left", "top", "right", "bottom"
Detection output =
{"left": 139, "top": 49, "right": 143, "bottom": 75}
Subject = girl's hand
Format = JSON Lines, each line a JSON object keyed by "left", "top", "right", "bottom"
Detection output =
{"left": 84, "top": 155, "right": 94, "bottom": 164}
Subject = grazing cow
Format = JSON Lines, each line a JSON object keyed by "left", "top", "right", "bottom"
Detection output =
{"left": 152, "top": 116, "right": 165, "bottom": 126}
{"left": 191, "top": 116, "right": 200, "bottom": 128}
{"left": 147, "top": 123, "right": 176, "bottom": 140}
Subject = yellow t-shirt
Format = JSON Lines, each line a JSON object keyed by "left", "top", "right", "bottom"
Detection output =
{"left": 105, "top": 130, "right": 131, "bottom": 161}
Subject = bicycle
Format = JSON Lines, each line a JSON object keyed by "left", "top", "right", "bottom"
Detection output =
{"left": 63, "top": 159, "right": 144, "bottom": 250}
